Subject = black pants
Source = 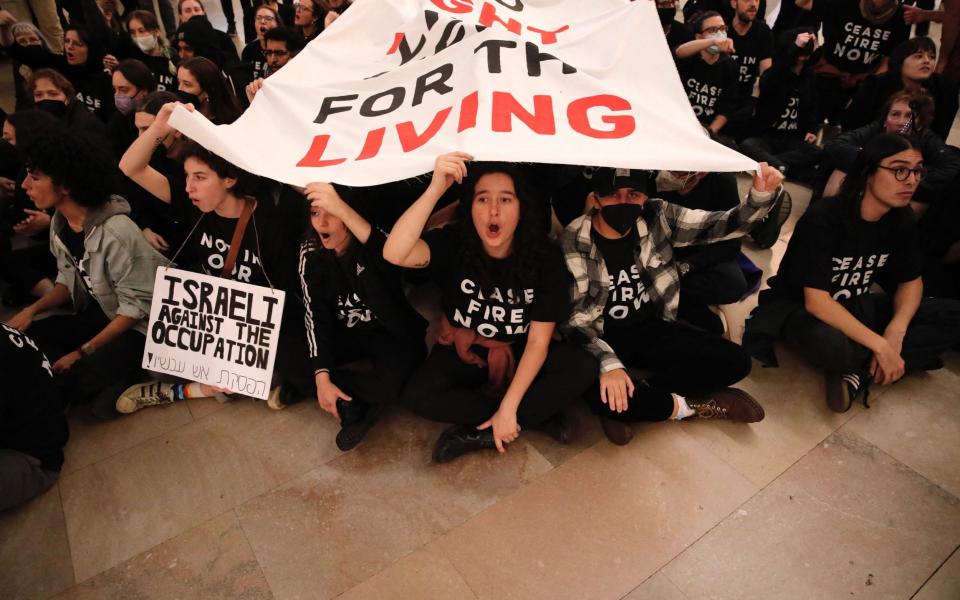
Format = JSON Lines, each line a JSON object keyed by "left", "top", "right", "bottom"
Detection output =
{"left": 282, "top": 325, "right": 426, "bottom": 407}
{"left": 588, "top": 318, "right": 753, "bottom": 423}
{"left": 814, "top": 75, "right": 856, "bottom": 125}
{"left": 678, "top": 260, "right": 749, "bottom": 332}
{"left": 28, "top": 305, "right": 146, "bottom": 419}
{"left": 740, "top": 135, "right": 822, "bottom": 181}
{"left": 0, "top": 243, "right": 57, "bottom": 301}
{"left": 403, "top": 341, "right": 598, "bottom": 427}
{"left": 783, "top": 294, "right": 960, "bottom": 375}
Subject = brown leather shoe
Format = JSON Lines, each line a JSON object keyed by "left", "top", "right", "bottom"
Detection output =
{"left": 687, "top": 388, "right": 765, "bottom": 423}
{"left": 600, "top": 417, "right": 633, "bottom": 445}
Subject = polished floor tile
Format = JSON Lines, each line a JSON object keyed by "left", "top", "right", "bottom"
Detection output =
{"left": 62, "top": 402, "right": 193, "bottom": 475}
{"left": 663, "top": 431, "right": 960, "bottom": 600}
{"left": 337, "top": 547, "right": 477, "bottom": 600}
{"left": 844, "top": 356, "right": 960, "bottom": 498}
{"left": 59, "top": 399, "right": 341, "bottom": 581}
{"left": 428, "top": 424, "right": 758, "bottom": 600}
{"left": 524, "top": 402, "right": 604, "bottom": 468}
{"left": 622, "top": 572, "right": 688, "bottom": 600}
{"left": 0, "top": 484, "right": 74, "bottom": 599}
{"left": 914, "top": 548, "right": 960, "bottom": 600}
{"left": 53, "top": 511, "right": 272, "bottom": 599}
{"left": 236, "top": 411, "right": 553, "bottom": 600}
{"left": 679, "top": 346, "right": 863, "bottom": 488}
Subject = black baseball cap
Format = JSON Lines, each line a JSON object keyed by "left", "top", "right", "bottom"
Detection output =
{"left": 590, "top": 167, "right": 653, "bottom": 197}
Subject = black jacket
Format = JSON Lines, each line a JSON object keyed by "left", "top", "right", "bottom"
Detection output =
{"left": 298, "top": 228, "right": 427, "bottom": 373}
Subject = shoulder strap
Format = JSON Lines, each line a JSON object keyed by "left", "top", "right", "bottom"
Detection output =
{"left": 220, "top": 198, "right": 255, "bottom": 279}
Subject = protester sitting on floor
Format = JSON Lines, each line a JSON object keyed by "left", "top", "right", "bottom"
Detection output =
{"left": 384, "top": 153, "right": 597, "bottom": 463}
{"left": 0, "top": 323, "right": 68, "bottom": 511}
{"left": 177, "top": 56, "right": 242, "bottom": 124}
{"left": 821, "top": 91, "right": 960, "bottom": 214}
{"left": 655, "top": 170, "right": 761, "bottom": 333}
{"left": 917, "top": 176, "right": 960, "bottom": 300}
{"left": 245, "top": 27, "right": 306, "bottom": 103}
{"left": 293, "top": 182, "right": 427, "bottom": 451}
{"left": 722, "top": 0, "right": 775, "bottom": 140}
{"left": 107, "top": 59, "right": 156, "bottom": 158}
{"left": 675, "top": 11, "right": 742, "bottom": 146}
{"left": 740, "top": 30, "right": 822, "bottom": 184}
{"left": 744, "top": 134, "right": 960, "bottom": 412}
{"left": 25, "top": 68, "right": 108, "bottom": 143}
{"left": 5, "top": 129, "right": 166, "bottom": 420}
{"left": 559, "top": 165, "right": 783, "bottom": 445}
{"left": 118, "top": 103, "right": 309, "bottom": 412}
{"left": 794, "top": 0, "right": 910, "bottom": 126}
{"left": 0, "top": 19, "right": 116, "bottom": 122}
{"left": 87, "top": 9, "right": 178, "bottom": 94}
{"left": 0, "top": 109, "right": 61, "bottom": 308}
{"left": 843, "top": 37, "right": 959, "bottom": 142}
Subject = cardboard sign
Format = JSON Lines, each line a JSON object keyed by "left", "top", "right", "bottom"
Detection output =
{"left": 142, "top": 267, "right": 286, "bottom": 399}
{"left": 169, "top": 0, "right": 756, "bottom": 187}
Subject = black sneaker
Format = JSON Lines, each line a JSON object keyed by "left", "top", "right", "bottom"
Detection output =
{"left": 432, "top": 424, "right": 497, "bottom": 463}
{"left": 825, "top": 372, "right": 871, "bottom": 412}
{"left": 750, "top": 188, "right": 792, "bottom": 250}
{"left": 335, "top": 399, "right": 378, "bottom": 451}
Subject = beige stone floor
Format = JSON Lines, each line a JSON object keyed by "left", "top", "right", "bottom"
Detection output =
{"left": 2, "top": 6, "right": 960, "bottom": 599}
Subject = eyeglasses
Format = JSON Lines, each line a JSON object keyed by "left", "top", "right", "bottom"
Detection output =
{"left": 701, "top": 25, "right": 727, "bottom": 35}
{"left": 877, "top": 165, "right": 926, "bottom": 182}
{"left": 263, "top": 49, "right": 289, "bottom": 57}
{"left": 255, "top": 15, "right": 276, "bottom": 22}
{"left": 294, "top": 3, "right": 313, "bottom": 11}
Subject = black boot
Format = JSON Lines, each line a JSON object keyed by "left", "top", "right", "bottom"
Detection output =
{"left": 335, "top": 398, "right": 378, "bottom": 451}
{"left": 432, "top": 424, "right": 497, "bottom": 463}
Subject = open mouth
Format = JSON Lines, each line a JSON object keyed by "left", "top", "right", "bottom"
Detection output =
{"left": 486, "top": 223, "right": 501, "bottom": 238}
{"left": 319, "top": 232, "right": 332, "bottom": 242}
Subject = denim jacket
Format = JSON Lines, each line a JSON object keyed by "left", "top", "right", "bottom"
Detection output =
{"left": 50, "top": 196, "right": 167, "bottom": 335}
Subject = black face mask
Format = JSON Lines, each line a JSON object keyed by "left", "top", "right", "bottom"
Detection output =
{"left": 36, "top": 99, "right": 68, "bottom": 119}
{"left": 658, "top": 7, "right": 676, "bottom": 26}
{"left": 176, "top": 90, "right": 201, "bottom": 106}
{"left": 600, "top": 203, "right": 644, "bottom": 236}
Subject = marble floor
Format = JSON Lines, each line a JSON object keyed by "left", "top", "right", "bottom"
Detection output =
{"left": 2, "top": 5, "right": 960, "bottom": 600}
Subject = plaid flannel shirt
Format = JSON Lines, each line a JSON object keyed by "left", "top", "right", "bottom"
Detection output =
{"left": 559, "top": 186, "right": 779, "bottom": 374}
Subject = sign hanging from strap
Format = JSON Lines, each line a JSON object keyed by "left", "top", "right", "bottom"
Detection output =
{"left": 141, "top": 267, "right": 286, "bottom": 399}
{"left": 169, "top": 0, "right": 757, "bottom": 187}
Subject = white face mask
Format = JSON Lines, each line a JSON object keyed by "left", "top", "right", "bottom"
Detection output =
{"left": 705, "top": 30, "right": 727, "bottom": 42}
{"left": 134, "top": 34, "right": 158, "bottom": 53}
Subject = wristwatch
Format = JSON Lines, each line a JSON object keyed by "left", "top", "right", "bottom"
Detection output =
{"left": 677, "top": 261, "right": 691, "bottom": 276}
{"left": 79, "top": 342, "right": 96, "bottom": 357}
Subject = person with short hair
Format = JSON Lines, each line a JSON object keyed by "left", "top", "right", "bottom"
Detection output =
{"left": 25, "top": 67, "right": 108, "bottom": 144}
{"left": 245, "top": 27, "right": 305, "bottom": 102}
{"left": 384, "top": 153, "right": 598, "bottom": 463}
{"left": 726, "top": 0, "right": 774, "bottom": 120}
{"left": 560, "top": 165, "right": 784, "bottom": 445}
{"left": 745, "top": 134, "right": 960, "bottom": 411}
{"left": 5, "top": 129, "right": 166, "bottom": 419}
{"left": 675, "top": 11, "right": 742, "bottom": 144}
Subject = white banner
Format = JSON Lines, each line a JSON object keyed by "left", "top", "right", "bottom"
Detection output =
{"left": 170, "top": 0, "right": 757, "bottom": 186}
{"left": 142, "top": 267, "right": 286, "bottom": 399}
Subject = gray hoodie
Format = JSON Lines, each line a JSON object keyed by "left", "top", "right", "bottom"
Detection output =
{"left": 50, "top": 196, "right": 167, "bottom": 335}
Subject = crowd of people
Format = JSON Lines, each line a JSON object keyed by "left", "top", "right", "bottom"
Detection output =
{"left": 1, "top": 0, "right": 959, "bottom": 511}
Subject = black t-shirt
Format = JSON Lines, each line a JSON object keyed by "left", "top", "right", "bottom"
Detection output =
{"left": 60, "top": 225, "right": 95, "bottom": 292}
{"left": 813, "top": 0, "right": 909, "bottom": 73}
{"left": 172, "top": 183, "right": 308, "bottom": 292}
{"left": 728, "top": 21, "right": 774, "bottom": 96}
{"left": 241, "top": 41, "right": 268, "bottom": 80}
{"left": 677, "top": 55, "right": 740, "bottom": 124}
{"left": 0, "top": 324, "right": 68, "bottom": 471}
{"left": 593, "top": 231, "right": 653, "bottom": 329}
{"left": 422, "top": 226, "right": 571, "bottom": 343}
{"left": 140, "top": 54, "right": 178, "bottom": 92}
{"left": 665, "top": 20, "right": 694, "bottom": 51}
{"left": 771, "top": 199, "right": 923, "bottom": 301}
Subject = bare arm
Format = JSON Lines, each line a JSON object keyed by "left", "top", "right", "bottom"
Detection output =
{"left": 303, "top": 183, "right": 371, "bottom": 244}
{"left": 6, "top": 283, "right": 71, "bottom": 331}
{"left": 383, "top": 152, "right": 472, "bottom": 268}
{"left": 707, "top": 114, "right": 728, "bottom": 135}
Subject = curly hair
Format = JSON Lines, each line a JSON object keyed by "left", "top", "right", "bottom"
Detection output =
{"left": 454, "top": 162, "right": 549, "bottom": 295}
{"left": 23, "top": 129, "right": 117, "bottom": 206}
